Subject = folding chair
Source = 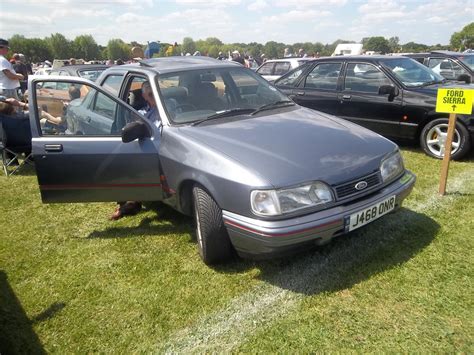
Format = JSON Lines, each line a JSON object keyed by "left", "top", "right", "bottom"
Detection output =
{"left": 0, "top": 114, "right": 33, "bottom": 176}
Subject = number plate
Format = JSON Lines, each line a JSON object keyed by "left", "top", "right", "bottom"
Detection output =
{"left": 348, "top": 195, "right": 396, "bottom": 232}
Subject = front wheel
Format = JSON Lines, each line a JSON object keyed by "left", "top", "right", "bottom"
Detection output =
{"left": 192, "top": 185, "right": 234, "bottom": 265}
{"left": 420, "top": 118, "right": 471, "bottom": 160}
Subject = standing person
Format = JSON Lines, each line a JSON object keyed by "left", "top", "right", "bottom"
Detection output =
{"left": 231, "top": 50, "right": 245, "bottom": 65}
{"left": 19, "top": 54, "right": 33, "bottom": 76}
{"left": 0, "top": 39, "right": 23, "bottom": 99}
{"left": 13, "top": 53, "right": 28, "bottom": 93}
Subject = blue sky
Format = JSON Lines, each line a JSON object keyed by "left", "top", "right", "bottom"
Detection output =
{"left": 1, "top": 0, "right": 473, "bottom": 46}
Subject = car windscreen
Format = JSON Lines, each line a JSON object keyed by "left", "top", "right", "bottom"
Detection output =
{"left": 379, "top": 57, "right": 444, "bottom": 87}
{"left": 78, "top": 69, "right": 106, "bottom": 81}
{"left": 157, "top": 67, "right": 290, "bottom": 124}
{"left": 458, "top": 55, "right": 474, "bottom": 70}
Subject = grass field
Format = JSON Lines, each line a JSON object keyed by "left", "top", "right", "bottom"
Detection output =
{"left": 1, "top": 147, "right": 473, "bottom": 353}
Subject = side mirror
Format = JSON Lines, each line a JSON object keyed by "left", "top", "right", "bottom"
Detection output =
{"left": 121, "top": 121, "right": 151, "bottom": 143}
{"left": 457, "top": 74, "right": 471, "bottom": 84}
{"left": 378, "top": 85, "right": 399, "bottom": 102}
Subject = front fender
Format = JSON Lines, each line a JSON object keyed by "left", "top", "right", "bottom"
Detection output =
{"left": 159, "top": 127, "right": 271, "bottom": 217}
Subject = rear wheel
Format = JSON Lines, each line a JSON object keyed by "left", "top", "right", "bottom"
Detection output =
{"left": 420, "top": 118, "right": 471, "bottom": 160}
{"left": 192, "top": 185, "right": 234, "bottom": 265}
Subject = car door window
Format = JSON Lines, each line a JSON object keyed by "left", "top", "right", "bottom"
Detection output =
{"left": 78, "top": 69, "right": 106, "bottom": 81}
{"left": 102, "top": 74, "right": 125, "bottom": 96}
{"left": 344, "top": 63, "right": 391, "bottom": 93}
{"left": 274, "top": 62, "right": 291, "bottom": 75}
{"left": 304, "top": 63, "right": 342, "bottom": 90}
{"left": 34, "top": 79, "right": 143, "bottom": 136}
{"left": 92, "top": 91, "right": 116, "bottom": 120}
{"left": 276, "top": 67, "right": 305, "bottom": 86}
{"left": 257, "top": 62, "right": 275, "bottom": 76}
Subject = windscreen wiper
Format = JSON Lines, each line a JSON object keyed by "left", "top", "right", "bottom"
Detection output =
{"left": 191, "top": 108, "right": 255, "bottom": 126}
{"left": 418, "top": 80, "right": 444, "bottom": 87}
{"left": 250, "top": 100, "right": 295, "bottom": 116}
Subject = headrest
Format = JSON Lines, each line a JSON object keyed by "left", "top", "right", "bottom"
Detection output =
{"left": 161, "top": 86, "right": 188, "bottom": 99}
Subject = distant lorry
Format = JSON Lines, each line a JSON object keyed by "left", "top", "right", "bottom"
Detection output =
{"left": 332, "top": 43, "right": 363, "bottom": 56}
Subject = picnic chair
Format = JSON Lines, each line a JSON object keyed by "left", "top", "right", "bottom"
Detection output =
{"left": 0, "top": 114, "right": 33, "bottom": 176}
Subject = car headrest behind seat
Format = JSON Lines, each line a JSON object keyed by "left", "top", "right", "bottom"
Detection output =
{"left": 128, "top": 88, "right": 147, "bottom": 110}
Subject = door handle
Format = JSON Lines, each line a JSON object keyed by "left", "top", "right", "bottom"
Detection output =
{"left": 44, "top": 144, "right": 63, "bottom": 152}
{"left": 342, "top": 94, "right": 351, "bottom": 100}
{"left": 86, "top": 116, "right": 92, "bottom": 123}
{"left": 296, "top": 91, "right": 305, "bottom": 96}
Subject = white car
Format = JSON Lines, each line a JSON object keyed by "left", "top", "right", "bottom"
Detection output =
{"left": 256, "top": 58, "right": 315, "bottom": 82}
{"left": 32, "top": 67, "right": 52, "bottom": 76}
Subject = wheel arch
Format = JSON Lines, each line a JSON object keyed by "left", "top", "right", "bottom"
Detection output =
{"left": 415, "top": 111, "right": 471, "bottom": 141}
{"left": 416, "top": 111, "right": 450, "bottom": 138}
{"left": 177, "top": 178, "right": 219, "bottom": 216}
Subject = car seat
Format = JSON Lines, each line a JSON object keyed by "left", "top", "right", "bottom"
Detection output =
{"left": 191, "top": 82, "right": 224, "bottom": 110}
{"left": 0, "top": 114, "right": 33, "bottom": 176}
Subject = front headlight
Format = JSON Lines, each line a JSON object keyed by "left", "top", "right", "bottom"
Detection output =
{"left": 251, "top": 182, "right": 333, "bottom": 216}
{"left": 380, "top": 151, "right": 404, "bottom": 183}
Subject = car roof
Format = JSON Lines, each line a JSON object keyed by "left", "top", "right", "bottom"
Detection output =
{"left": 430, "top": 50, "right": 472, "bottom": 57}
{"left": 405, "top": 51, "right": 474, "bottom": 58}
{"left": 309, "top": 55, "right": 408, "bottom": 61}
{"left": 117, "top": 57, "right": 242, "bottom": 74}
{"left": 52, "top": 64, "right": 109, "bottom": 74}
{"left": 263, "top": 57, "right": 316, "bottom": 63}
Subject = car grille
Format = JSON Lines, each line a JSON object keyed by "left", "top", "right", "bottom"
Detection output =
{"left": 334, "top": 172, "right": 381, "bottom": 200}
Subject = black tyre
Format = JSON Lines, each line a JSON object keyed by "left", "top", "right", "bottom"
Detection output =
{"left": 192, "top": 185, "right": 234, "bottom": 265}
{"left": 420, "top": 118, "right": 471, "bottom": 160}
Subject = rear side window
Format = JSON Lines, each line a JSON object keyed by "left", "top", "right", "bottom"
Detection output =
{"left": 102, "top": 74, "right": 124, "bottom": 96}
{"left": 274, "top": 62, "right": 291, "bottom": 75}
{"left": 257, "top": 62, "right": 275, "bottom": 75}
{"left": 304, "top": 63, "right": 341, "bottom": 90}
{"left": 344, "top": 63, "right": 391, "bottom": 93}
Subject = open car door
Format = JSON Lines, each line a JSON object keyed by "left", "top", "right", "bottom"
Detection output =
{"left": 29, "top": 76, "right": 164, "bottom": 203}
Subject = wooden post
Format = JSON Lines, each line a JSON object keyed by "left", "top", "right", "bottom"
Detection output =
{"left": 439, "top": 113, "right": 457, "bottom": 195}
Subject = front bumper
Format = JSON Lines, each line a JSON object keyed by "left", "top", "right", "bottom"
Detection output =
{"left": 223, "top": 170, "right": 416, "bottom": 258}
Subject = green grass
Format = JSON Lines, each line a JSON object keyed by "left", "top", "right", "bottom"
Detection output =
{"left": 0, "top": 147, "right": 473, "bottom": 353}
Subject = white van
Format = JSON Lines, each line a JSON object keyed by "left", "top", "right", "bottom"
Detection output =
{"left": 332, "top": 43, "right": 363, "bottom": 56}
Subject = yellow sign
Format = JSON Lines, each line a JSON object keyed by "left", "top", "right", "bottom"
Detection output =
{"left": 436, "top": 88, "right": 473, "bottom": 115}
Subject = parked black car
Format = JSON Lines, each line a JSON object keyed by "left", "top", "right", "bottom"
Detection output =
{"left": 404, "top": 51, "right": 473, "bottom": 83}
{"left": 275, "top": 55, "right": 474, "bottom": 160}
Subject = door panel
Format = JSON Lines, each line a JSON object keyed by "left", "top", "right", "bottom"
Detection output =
{"left": 291, "top": 62, "right": 342, "bottom": 115}
{"left": 30, "top": 77, "right": 163, "bottom": 203}
{"left": 339, "top": 63, "right": 402, "bottom": 137}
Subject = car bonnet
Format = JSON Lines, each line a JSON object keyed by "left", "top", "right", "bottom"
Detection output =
{"left": 178, "top": 107, "right": 397, "bottom": 188}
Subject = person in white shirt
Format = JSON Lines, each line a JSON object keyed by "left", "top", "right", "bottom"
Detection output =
{"left": 0, "top": 39, "right": 23, "bottom": 99}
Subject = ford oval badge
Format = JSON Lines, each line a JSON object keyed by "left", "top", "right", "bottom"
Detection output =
{"left": 355, "top": 181, "right": 368, "bottom": 190}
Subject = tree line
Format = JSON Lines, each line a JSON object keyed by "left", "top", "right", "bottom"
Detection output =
{"left": 7, "top": 22, "right": 473, "bottom": 63}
